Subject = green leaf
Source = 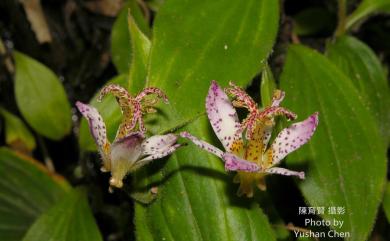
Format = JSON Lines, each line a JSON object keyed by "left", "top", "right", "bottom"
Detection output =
{"left": 14, "top": 51, "right": 72, "bottom": 140}
{"left": 0, "top": 107, "right": 36, "bottom": 152}
{"left": 22, "top": 189, "right": 103, "bottom": 241}
{"left": 260, "top": 64, "right": 276, "bottom": 107}
{"left": 280, "top": 45, "right": 386, "bottom": 241}
{"left": 293, "top": 7, "right": 335, "bottom": 36}
{"left": 346, "top": 0, "right": 390, "bottom": 30}
{"left": 383, "top": 182, "right": 390, "bottom": 223}
{"left": 78, "top": 75, "right": 127, "bottom": 151}
{"left": 327, "top": 35, "right": 390, "bottom": 143}
{"left": 127, "top": 9, "right": 151, "bottom": 91}
{"left": 135, "top": 0, "right": 279, "bottom": 240}
{"left": 145, "top": 0, "right": 279, "bottom": 133}
{"left": 111, "top": 8, "right": 131, "bottom": 74}
{"left": 111, "top": 1, "right": 150, "bottom": 74}
{"left": 0, "top": 147, "right": 70, "bottom": 241}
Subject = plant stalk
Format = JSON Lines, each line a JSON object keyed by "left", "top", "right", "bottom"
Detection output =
{"left": 37, "top": 135, "right": 55, "bottom": 172}
{"left": 335, "top": 0, "right": 347, "bottom": 37}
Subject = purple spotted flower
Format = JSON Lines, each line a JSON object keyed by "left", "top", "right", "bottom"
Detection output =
{"left": 181, "top": 81, "right": 318, "bottom": 197}
{"left": 76, "top": 84, "right": 180, "bottom": 190}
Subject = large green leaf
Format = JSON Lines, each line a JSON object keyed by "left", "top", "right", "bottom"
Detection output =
{"left": 327, "top": 35, "right": 390, "bottom": 143}
{"left": 0, "top": 147, "right": 70, "bottom": 241}
{"left": 0, "top": 107, "right": 36, "bottom": 152}
{"left": 111, "top": 0, "right": 150, "bottom": 74}
{"left": 135, "top": 0, "right": 279, "bottom": 240}
{"left": 78, "top": 75, "right": 127, "bottom": 151}
{"left": 280, "top": 45, "right": 386, "bottom": 241}
{"left": 346, "top": 0, "right": 390, "bottom": 29}
{"left": 22, "top": 189, "right": 103, "bottom": 241}
{"left": 144, "top": 0, "right": 279, "bottom": 132}
{"left": 14, "top": 51, "right": 72, "bottom": 140}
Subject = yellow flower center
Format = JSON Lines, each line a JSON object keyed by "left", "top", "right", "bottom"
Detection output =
{"left": 231, "top": 119, "right": 274, "bottom": 197}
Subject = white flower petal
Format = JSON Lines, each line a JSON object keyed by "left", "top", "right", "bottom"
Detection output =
{"left": 76, "top": 101, "right": 107, "bottom": 148}
{"left": 266, "top": 167, "right": 305, "bottom": 179}
{"left": 76, "top": 101, "right": 111, "bottom": 170}
{"left": 222, "top": 153, "right": 260, "bottom": 172}
{"left": 180, "top": 131, "right": 224, "bottom": 158}
{"left": 206, "top": 81, "right": 241, "bottom": 152}
{"left": 138, "top": 143, "right": 181, "bottom": 165}
{"left": 270, "top": 112, "right": 319, "bottom": 165}
{"left": 141, "top": 134, "right": 178, "bottom": 155}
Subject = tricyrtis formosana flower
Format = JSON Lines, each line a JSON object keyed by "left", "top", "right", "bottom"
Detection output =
{"left": 181, "top": 81, "right": 318, "bottom": 197}
{"left": 76, "top": 84, "right": 180, "bottom": 190}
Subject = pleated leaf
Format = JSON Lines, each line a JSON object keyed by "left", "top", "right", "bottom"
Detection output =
{"left": 0, "top": 147, "right": 70, "bottom": 241}
{"left": 327, "top": 35, "right": 390, "bottom": 143}
{"left": 280, "top": 45, "right": 386, "bottom": 241}
{"left": 135, "top": 0, "right": 280, "bottom": 240}
{"left": 22, "top": 189, "right": 103, "bottom": 241}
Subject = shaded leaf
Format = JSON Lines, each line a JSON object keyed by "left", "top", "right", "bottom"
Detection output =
{"left": 260, "top": 63, "right": 276, "bottom": 107}
{"left": 346, "top": 0, "right": 390, "bottom": 29}
{"left": 78, "top": 75, "right": 127, "bottom": 151}
{"left": 0, "top": 147, "right": 70, "bottom": 241}
{"left": 22, "top": 189, "right": 103, "bottom": 241}
{"left": 327, "top": 35, "right": 390, "bottom": 143}
{"left": 0, "top": 107, "right": 36, "bottom": 152}
{"left": 111, "top": 1, "right": 150, "bottom": 74}
{"left": 256, "top": 192, "right": 290, "bottom": 240}
{"left": 135, "top": 0, "right": 279, "bottom": 240}
{"left": 14, "top": 51, "right": 72, "bottom": 140}
{"left": 280, "top": 45, "right": 386, "bottom": 241}
{"left": 293, "top": 7, "right": 336, "bottom": 36}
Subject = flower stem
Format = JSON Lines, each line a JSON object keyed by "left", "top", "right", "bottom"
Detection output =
{"left": 37, "top": 135, "right": 55, "bottom": 172}
{"left": 335, "top": 0, "right": 347, "bottom": 37}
